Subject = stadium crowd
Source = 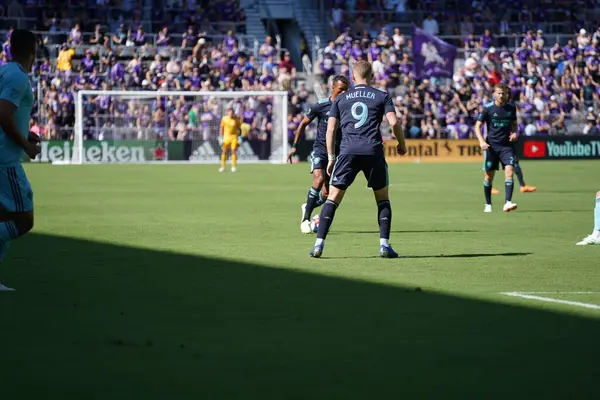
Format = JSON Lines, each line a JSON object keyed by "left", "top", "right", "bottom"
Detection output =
{"left": 2, "top": 0, "right": 600, "bottom": 144}
{"left": 320, "top": 0, "right": 600, "bottom": 138}
{"left": 0, "top": 0, "right": 306, "bottom": 145}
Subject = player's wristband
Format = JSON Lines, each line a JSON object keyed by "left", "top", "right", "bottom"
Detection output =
{"left": 292, "top": 143, "right": 297, "bottom": 149}
{"left": 328, "top": 154, "right": 336, "bottom": 161}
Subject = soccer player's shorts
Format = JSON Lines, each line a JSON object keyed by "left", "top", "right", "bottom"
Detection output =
{"left": 483, "top": 145, "right": 517, "bottom": 171}
{"left": 222, "top": 137, "right": 239, "bottom": 151}
{"left": 0, "top": 165, "right": 33, "bottom": 213}
{"left": 309, "top": 151, "right": 328, "bottom": 173}
{"left": 330, "top": 154, "right": 388, "bottom": 191}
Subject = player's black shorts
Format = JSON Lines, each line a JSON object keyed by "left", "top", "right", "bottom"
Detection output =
{"left": 330, "top": 153, "right": 388, "bottom": 190}
{"left": 483, "top": 144, "right": 517, "bottom": 171}
{"left": 309, "top": 150, "right": 328, "bottom": 173}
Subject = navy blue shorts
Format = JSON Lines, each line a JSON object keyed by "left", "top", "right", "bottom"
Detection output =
{"left": 309, "top": 150, "right": 328, "bottom": 173}
{"left": 483, "top": 145, "right": 517, "bottom": 171}
{"left": 330, "top": 154, "right": 388, "bottom": 190}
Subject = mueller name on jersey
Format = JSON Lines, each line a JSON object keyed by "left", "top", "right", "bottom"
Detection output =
{"left": 345, "top": 91, "right": 376, "bottom": 101}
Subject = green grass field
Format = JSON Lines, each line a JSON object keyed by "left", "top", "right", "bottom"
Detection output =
{"left": 1, "top": 161, "right": 600, "bottom": 399}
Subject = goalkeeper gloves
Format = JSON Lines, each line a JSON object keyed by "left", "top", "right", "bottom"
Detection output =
{"left": 218, "top": 136, "right": 224, "bottom": 145}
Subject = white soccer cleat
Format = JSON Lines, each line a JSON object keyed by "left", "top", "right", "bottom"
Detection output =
{"left": 301, "top": 219, "right": 313, "bottom": 234}
{"left": 231, "top": 167, "right": 237, "bottom": 172}
{"left": 503, "top": 201, "right": 518, "bottom": 212}
{"left": 484, "top": 204, "right": 492, "bottom": 213}
{"left": 576, "top": 234, "right": 600, "bottom": 245}
{"left": 218, "top": 167, "right": 225, "bottom": 172}
{"left": 0, "top": 282, "right": 15, "bottom": 292}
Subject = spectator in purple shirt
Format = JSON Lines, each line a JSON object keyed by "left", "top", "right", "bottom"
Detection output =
{"left": 68, "top": 23, "right": 82, "bottom": 46}
{"left": 479, "top": 29, "right": 493, "bottom": 52}
{"left": 156, "top": 26, "right": 170, "bottom": 46}
{"left": 110, "top": 59, "right": 125, "bottom": 84}
{"left": 536, "top": 113, "right": 551, "bottom": 135}
{"left": 133, "top": 27, "right": 146, "bottom": 46}
{"left": 367, "top": 41, "right": 381, "bottom": 63}
{"left": 350, "top": 41, "right": 364, "bottom": 62}
{"left": 81, "top": 50, "right": 95, "bottom": 73}
{"left": 456, "top": 116, "right": 472, "bottom": 139}
{"left": 223, "top": 30, "right": 237, "bottom": 51}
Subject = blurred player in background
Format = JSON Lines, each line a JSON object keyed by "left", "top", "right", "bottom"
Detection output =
{"left": 219, "top": 107, "right": 240, "bottom": 172}
{"left": 310, "top": 61, "right": 406, "bottom": 258}
{"left": 490, "top": 90, "right": 536, "bottom": 195}
{"left": 0, "top": 30, "right": 41, "bottom": 291}
{"left": 287, "top": 74, "right": 349, "bottom": 234}
{"left": 475, "top": 84, "right": 519, "bottom": 213}
{"left": 576, "top": 191, "right": 600, "bottom": 245}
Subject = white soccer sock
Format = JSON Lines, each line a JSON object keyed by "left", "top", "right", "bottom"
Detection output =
{"left": 315, "top": 238, "right": 324, "bottom": 247}
{"left": 380, "top": 238, "right": 389, "bottom": 247}
{"left": 592, "top": 230, "right": 600, "bottom": 239}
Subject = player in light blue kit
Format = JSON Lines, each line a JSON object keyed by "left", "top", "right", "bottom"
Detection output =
{"left": 0, "top": 30, "right": 41, "bottom": 291}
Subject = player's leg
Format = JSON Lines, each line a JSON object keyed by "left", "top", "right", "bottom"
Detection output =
{"left": 301, "top": 169, "right": 325, "bottom": 233}
{"left": 367, "top": 157, "right": 398, "bottom": 258}
{"left": 576, "top": 191, "right": 600, "bottom": 245}
{"left": 219, "top": 142, "right": 229, "bottom": 172}
{"left": 0, "top": 166, "right": 35, "bottom": 291}
{"left": 483, "top": 149, "right": 498, "bottom": 212}
{"left": 515, "top": 161, "right": 537, "bottom": 192}
{"left": 231, "top": 141, "right": 238, "bottom": 172}
{"left": 310, "top": 154, "right": 357, "bottom": 258}
{"left": 502, "top": 149, "right": 518, "bottom": 212}
{"left": 301, "top": 152, "right": 327, "bottom": 233}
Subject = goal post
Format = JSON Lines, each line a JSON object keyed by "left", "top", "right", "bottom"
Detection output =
{"left": 68, "top": 90, "right": 289, "bottom": 165}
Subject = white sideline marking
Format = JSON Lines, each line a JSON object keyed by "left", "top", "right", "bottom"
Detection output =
{"left": 501, "top": 292, "right": 600, "bottom": 310}
{"left": 516, "top": 291, "right": 600, "bottom": 295}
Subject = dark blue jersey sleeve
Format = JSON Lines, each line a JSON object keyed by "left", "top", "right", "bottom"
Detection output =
{"left": 329, "top": 97, "right": 341, "bottom": 119}
{"left": 305, "top": 103, "right": 320, "bottom": 123}
{"left": 384, "top": 94, "right": 395, "bottom": 114}
{"left": 477, "top": 107, "right": 488, "bottom": 123}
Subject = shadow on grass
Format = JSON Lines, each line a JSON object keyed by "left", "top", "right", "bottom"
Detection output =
{"left": 0, "top": 234, "right": 598, "bottom": 399}
{"left": 334, "top": 252, "right": 532, "bottom": 259}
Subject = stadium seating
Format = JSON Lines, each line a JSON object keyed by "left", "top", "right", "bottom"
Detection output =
{"left": 1, "top": 0, "right": 600, "bottom": 140}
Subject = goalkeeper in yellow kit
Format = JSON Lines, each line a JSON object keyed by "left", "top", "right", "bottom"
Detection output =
{"left": 219, "top": 107, "right": 241, "bottom": 172}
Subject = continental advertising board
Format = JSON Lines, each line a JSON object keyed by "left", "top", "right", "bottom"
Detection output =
{"left": 383, "top": 139, "right": 483, "bottom": 163}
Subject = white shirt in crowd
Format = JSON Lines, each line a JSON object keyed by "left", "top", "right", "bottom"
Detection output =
{"left": 524, "top": 124, "right": 537, "bottom": 136}
{"left": 372, "top": 58, "right": 384, "bottom": 76}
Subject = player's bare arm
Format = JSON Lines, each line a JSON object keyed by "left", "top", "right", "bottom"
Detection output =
{"left": 325, "top": 116, "right": 338, "bottom": 176}
{"left": 386, "top": 111, "right": 406, "bottom": 155}
{"left": 287, "top": 116, "right": 311, "bottom": 163}
{"left": 0, "top": 99, "right": 39, "bottom": 158}
{"left": 474, "top": 120, "right": 489, "bottom": 150}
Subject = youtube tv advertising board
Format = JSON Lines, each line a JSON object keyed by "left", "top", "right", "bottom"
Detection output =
{"left": 517, "top": 136, "right": 600, "bottom": 160}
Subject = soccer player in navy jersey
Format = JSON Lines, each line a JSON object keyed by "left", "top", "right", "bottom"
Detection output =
{"left": 288, "top": 75, "right": 349, "bottom": 234}
{"left": 309, "top": 61, "right": 407, "bottom": 258}
{"left": 475, "top": 84, "right": 519, "bottom": 213}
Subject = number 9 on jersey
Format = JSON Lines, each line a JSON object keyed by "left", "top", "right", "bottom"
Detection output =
{"left": 351, "top": 102, "right": 368, "bottom": 129}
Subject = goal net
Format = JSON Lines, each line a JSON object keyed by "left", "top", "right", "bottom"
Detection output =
{"left": 67, "top": 90, "right": 288, "bottom": 164}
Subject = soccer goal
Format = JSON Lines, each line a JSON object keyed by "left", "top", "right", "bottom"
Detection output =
{"left": 65, "top": 90, "right": 289, "bottom": 164}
